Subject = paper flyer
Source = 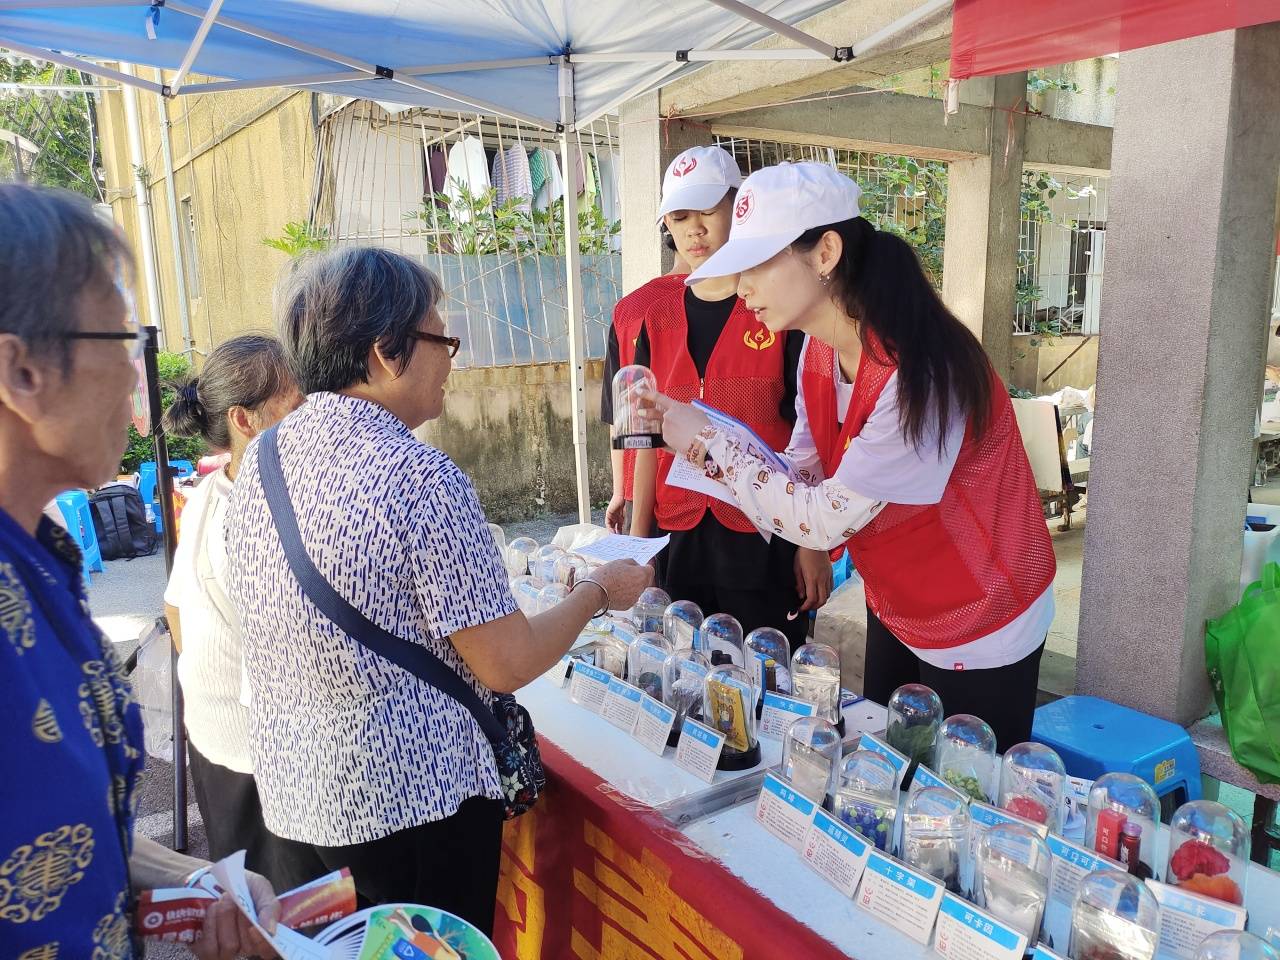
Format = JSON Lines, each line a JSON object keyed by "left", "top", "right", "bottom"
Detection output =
{"left": 578, "top": 533, "right": 671, "bottom": 566}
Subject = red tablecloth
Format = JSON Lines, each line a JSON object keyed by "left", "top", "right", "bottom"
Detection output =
{"left": 493, "top": 738, "right": 848, "bottom": 959}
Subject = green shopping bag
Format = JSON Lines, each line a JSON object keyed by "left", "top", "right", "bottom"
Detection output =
{"left": 1205, "top": 562, "right": 1280, "bottom": 784}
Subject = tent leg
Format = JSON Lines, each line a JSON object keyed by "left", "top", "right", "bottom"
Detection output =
{"left": 559, "top": 127, "right": 591, "bottom": 525}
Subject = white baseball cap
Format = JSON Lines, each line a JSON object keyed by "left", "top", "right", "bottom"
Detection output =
{"left": 686, "top": 162, "right": 862, "bottom": 283}
{"left": 655, "top": 146, "right": 744, "bottom": 224}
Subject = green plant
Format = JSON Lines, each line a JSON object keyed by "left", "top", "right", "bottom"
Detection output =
{"left": 120, "top": 351, "right": 207, "bottom": 472}
{"left": 1027, "top": 70, "right": 1082, "bottom": 97}
{"left": 262, "top": 221, "right": 331, "bottom": 258}
{"left": 855, "top": 154, "right": 948, "bottom": 289}
{"left": 0, "top": 59, "right": 101, "bottom": 196}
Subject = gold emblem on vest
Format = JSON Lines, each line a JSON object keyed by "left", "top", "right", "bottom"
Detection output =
{"left": 743, "top": 326, "right": 776, "bottom": 351}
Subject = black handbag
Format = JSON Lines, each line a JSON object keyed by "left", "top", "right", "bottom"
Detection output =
{"left": 257, "top": 425, "right": 544, "bottom": 819}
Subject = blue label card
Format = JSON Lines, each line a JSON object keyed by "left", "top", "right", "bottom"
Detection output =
{"left": 966, "top": 802, "right": 1050, "bottom": 896}
{"left": 1042, "top": 835, "right": 1120, "bottom": 951}
{"left": 600, "top": 676, "right": 644, "bottom": 731}
{"left": 856, "top": 851, "right": 945, "bottom": 944}
{"left": 909, "top": 763, "right": 970, "bottom": 806}
{"left": 675, "top": 717, "right": 725, "bottom": 783}
{"left": 568, "top": 661, "right": 612, "bottom": 713}
{"left": 802, "top": 805, "right": 872, "bottom": 896}
{"left": 1147, "top": 880, "right": 1247, "bottom": 960}
{"left": 857, "top": 732, "right": 911, "bottom": 791}
{"left": 759, "top": 690, "right": 818, "bottom": 740}
{"left": 632, "top": 692, "right": 676, "bottom": 756}
{"left": 754, "top": 771, "right": 818, "bottom": 851}
{"left": 935, "top": 894, "right": 1028, "bottom": 960}
{"left": 1032, "top": 948, "right": 1067, "bottom": 960}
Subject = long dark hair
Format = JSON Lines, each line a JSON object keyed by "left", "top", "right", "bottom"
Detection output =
{"left": 793, "top": 216, "right": 993, "bottom": 449}
{"left": 162, "top": 334, "right": 291, "bottom": 449}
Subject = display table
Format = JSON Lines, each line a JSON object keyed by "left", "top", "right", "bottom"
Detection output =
{"left": 493, "top": 674, "right": 1280, "bottom": 960}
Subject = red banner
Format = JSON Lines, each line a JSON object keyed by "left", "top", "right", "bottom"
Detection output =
{"left": 950, "top": 0, "right": 1280, "bottom": 79}
{"left": 494, "top": 739, "right": 846, "bottom": 960}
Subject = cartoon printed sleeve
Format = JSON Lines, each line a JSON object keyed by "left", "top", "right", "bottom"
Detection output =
{"left": 698, "top": 426, "right": 885, "bottom": 551}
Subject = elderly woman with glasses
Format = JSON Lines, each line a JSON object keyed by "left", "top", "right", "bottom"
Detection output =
{"left": 0, "top": 184, "right": 277, "bottom": 957}
{"left": 225, "top": 247, "right": 651, "bottom": 933}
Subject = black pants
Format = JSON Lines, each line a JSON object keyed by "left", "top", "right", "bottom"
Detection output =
{"left": 270, "top": 796, "right": 505, "bottom": 937}
{"left": 187, "top": 741, "right": 301, "bottom": 891}
{"left": 862, "top": 606, "right": 1045, "bottom": 752}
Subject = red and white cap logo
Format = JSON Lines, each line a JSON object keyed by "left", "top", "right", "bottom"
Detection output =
{"left": 735, "top": 189, "right": 754, "bottom": 223}
{"left": 672, "top": 156, "right": 698, "bottom": 178}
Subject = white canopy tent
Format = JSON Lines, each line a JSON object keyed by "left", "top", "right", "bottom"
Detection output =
{"left": 0, "top": 0, "right": 946, "bottom": 520}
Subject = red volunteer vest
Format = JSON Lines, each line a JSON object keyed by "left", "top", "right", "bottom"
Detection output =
{"left": 643, "top": 276, "right": 792, "bottom": 533}
{"left": 610, "top": 281, "right": 660, "bottom": 501}
{"left": 801, "top": 336, "right": 1056, "bottom": 649}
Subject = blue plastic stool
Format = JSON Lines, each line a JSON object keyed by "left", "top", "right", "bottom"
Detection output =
{"left": 138, "top": 460, "right": 195, "bottom": 533}
{"left": 55, "top": 490, "right": 104, "bottom": 581}
{"left": 1033, "top": 695, "right": 1202, "bottom": 817}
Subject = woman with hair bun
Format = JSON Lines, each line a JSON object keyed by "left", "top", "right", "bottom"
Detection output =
{"left": 162, "top": 334, "right": 303, "bottom": 881}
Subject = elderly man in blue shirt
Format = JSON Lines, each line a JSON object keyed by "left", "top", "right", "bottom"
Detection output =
{"left": 0, "top": 183, "right": 277, "bottom": 957}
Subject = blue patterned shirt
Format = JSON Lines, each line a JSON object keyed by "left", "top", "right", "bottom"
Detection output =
{"left": 0, "top": 507, "right": 144, "bottom": 957}
{"left": 226, "top": 393, "right": 517, "bottom": 845}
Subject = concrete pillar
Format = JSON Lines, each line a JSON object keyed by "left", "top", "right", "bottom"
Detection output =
{"left": 1077, "top": 25, "right": 1280, "bottom": 726}
{"left": 619, "top": 91, "right": 703, "bottom": 293}
{"left": 941, "top": 72, "right": 1027, "bottom": 380}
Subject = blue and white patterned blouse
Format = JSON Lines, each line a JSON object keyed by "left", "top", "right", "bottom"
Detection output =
{"left": 226, "top": 392, "right": 517, "bottom": 846}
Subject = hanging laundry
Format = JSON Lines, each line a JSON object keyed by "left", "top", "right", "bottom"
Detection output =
{"left": 492, "top": 143, "right": 533, "bottom": 213}
{"left": 424, "top": 146, "right": 448, "bottom": 207}
{"left": 443, "top": 135, "right": 492, "bottom": 220}
{"left": 577, "top": 151, "right": 600, "bottom": 217}
{"left": 530, "top": 146, "right": 564, "bottom": 213}
{"left": 595, "top": 149, "right": 622, "bottom": 251}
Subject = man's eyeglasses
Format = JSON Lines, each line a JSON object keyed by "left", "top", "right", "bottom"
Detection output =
{"left": 410, "top": 330, "right": 462, "bottom": 359}
{"left": 63, "top": 320, "right": 148, "bottom": 361}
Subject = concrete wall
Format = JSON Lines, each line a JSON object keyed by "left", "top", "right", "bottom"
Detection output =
{"left": 96, "top": 81, "right": 317, "bottom": 356}
{"left": 415, "top": 360, "right": 612, "bottom": 522}
{"left": 1010, "top": 335, "right": 1099, "bottom": 394}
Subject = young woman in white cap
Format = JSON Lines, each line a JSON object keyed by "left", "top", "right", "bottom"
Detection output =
{"left": 641, "top": 162, "right": 1056, "bottom": 748}
{"left": 601, "top": 146, "right": 832, "bottom": 652}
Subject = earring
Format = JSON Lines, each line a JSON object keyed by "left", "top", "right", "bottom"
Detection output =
{"left": 819, "top": 273, "right": 830, "bottom": 287}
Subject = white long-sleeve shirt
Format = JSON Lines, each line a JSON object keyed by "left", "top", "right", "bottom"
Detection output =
{"left": 697, "top": 338, "right": 1053, "bottom": 670}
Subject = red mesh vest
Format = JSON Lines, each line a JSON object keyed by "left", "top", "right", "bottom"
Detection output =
{"left": 644, "top": 277, "right": 793, "bottom": 533}
{"left": 801, "top": 336, "right": 1056, "bottom": 649}
{"left": 611, "top": 279, "right": 667, "bottom": 501}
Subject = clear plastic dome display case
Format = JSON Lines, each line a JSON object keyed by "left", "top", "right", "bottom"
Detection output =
{"left": 632, "top": 586, "right": 672, "bottom": 634}
{"left": 703, "top": 664, "right": 761, "bottom": 771}
{"left": 933, "top": 713, "right": 999, "bottom": 804}
{"left": 1193, "top": 933, "right": 1280, "bottom": 960}
{"left": 1164, "top": 800, "right": 1249, "bottom": 906}
{"left": 902, "top": 786, "right": 971, "bottom": 893}
{"left": 534, "top": 582, "right": 569, "bottom": 614}
{"left": 593, "top": 622, "right": 635, "bottom": 679}
{"left": 885, "top": 683, "right": 943, "bottom": 780}
{"left": 1084, "top": 773, "right": 1159, "bottom": 881}
{"left": 662, "top": 649, "right": 711, "bottom": 747}
{"left": 553, "top": 553, "right": 589, "bottom": 589}
{"left": 627, "top": 632, "right": 672, "bottom": 701}
{"left": 781, "top": 716, "right": 841, "bottom": 803}
{"left": 1069, "top": 869, "right": 1160, "bottom": 960}
{"left": 611, "top": 365, "right": 665, "bottom": 449}
{"left": 974, "top": 822, "right": 1052, "bottom": 945}
{"left": 505, "top": 536, "right": 539, "bottom": 578}
{"left": 532, "top": 544, "right": 565, "bottom": 584}
{"left": 662, "top": 600, "right": 704, "bottom": 651}
{"left": 701, "top": 613, "right": 746, "bottom": 669}
{"left": 791, "top": 642, "right": 841, "bottom": 726}
{"left": 832, "top": 749, "right": 900, "bottom": 853}
{"left": 511, "top": 575, "right": 542, "bottom": 616}
{"left": 999, "top": 741, "right": 1068, "bottom": 831}
{"left": 745, "top": 627, "right": 792, "bottom": 704}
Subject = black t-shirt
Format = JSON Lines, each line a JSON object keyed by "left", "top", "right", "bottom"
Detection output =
{"left": 602, "top": 286, "right": 803, "bottom": 589}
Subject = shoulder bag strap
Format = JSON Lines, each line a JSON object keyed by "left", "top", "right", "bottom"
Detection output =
{"left": 256, "top": 425, "right": 504, "bottom": 745}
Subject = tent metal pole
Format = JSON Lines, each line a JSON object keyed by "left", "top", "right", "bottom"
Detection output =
{"left": 0, "top": 35, "right": 165, "bottom": 92}
{"left": 571, "top": 49, "right": 827, "bottom": 63}
{"left": 699, "top": 0, "right": 839, "bottom": 59}
{"left": 559, "top": 61, "right": 591, "bottom": 525}
{"left": 174, "top": 70, "right": 372, "bottom": 95}
{"left": 392, "top": 73, "right": 553, "bottom": 130}
{"left": 849, "top": 0, "right": 950, "bottom": 59}
{"left": 166, "top": 0, "right": 225, "bottom": 95}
